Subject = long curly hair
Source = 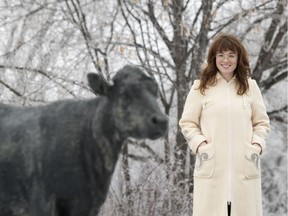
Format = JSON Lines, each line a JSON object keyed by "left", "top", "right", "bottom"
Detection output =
{"left": 198, "top": 33, "right": 251, "bottom": 95}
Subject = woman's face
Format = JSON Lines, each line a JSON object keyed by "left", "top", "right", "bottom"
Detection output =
{"left": 216, "top": 50, "right": 238, "bottom": 79}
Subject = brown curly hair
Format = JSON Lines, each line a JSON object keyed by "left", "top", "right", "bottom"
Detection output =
{"left": 198, "top": 33, "right": 251, "bottom": 95}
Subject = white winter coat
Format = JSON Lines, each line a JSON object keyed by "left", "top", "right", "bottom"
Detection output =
{"left": 179, "top": 73, "right": 270, "bottom": 216}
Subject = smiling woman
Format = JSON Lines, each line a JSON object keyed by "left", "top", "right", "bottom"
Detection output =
{"left": 179, "top": 33, "right": 270, "bottom": 216}
{"left": 198, "top": 33, "right": 251, "bottom": 96}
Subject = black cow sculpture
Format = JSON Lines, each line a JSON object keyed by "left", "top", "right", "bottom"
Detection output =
{"left": 0, "top": 65, "right": 168, "bottom": 216}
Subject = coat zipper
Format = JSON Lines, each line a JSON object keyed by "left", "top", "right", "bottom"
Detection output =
{"left": 227, "top": 82, "right": 232, "bottom": 203}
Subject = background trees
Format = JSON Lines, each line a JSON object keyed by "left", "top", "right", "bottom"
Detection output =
{"left": 0, "top": 0, "right": 287, "bottom": 215}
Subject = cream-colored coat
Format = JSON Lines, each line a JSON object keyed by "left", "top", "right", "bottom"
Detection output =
{"left": 179, "top": 73, "right": 270, "bottom": 216}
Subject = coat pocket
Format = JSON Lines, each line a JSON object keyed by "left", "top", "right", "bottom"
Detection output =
{"left": 194, "top": 143, "right": 215, "bottom": 178}
{"left": 244, "top": 144, "right": 261, "bottom": 178}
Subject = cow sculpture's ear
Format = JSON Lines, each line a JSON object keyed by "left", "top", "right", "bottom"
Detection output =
{"left": 87, "top": 73, "right": 112, "bottom": 96}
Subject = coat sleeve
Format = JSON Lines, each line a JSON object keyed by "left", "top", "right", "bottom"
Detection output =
{"left": 179, "top": 80, "right": 206, "bottom": 154}
{"left": 251, "top": 80, "right": 270, "bottom": 153}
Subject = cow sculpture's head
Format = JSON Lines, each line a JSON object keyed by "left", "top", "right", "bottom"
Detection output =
{"left": 87, "top": 65, "right": 168, "bottom": 140}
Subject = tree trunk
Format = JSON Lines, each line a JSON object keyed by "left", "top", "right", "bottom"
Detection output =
{"left": 121, "top": 141, "right": 134, "bottom": 216}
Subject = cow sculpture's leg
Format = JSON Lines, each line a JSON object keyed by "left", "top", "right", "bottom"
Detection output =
{"left": 55, "top": 199, "right": 71, "bottom": 216}
{"left": 0, "top": 208, "right": 13, "bottom": 216}
{"left": 0, "top": 162, "right": 29, "bottom": 216}
{"left": 54, "top": 197, "right": 92, "bottom": 216}
{"left": 29, "top": 183, "right": 55, "bottom": 216}
{"left": 70, "top": 197, "right": 93, "bottom": 216}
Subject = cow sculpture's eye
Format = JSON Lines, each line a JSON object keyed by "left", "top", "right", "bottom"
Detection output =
{"left": 149, "top": 84, "right": 158, "bottom": 96}
{"left": 142, "top": 80, "right": 158, "bottom": 96}
{"left": 122, "top": 88, "right": 138, "bottom": 100}
{"left": 121, "top": 91, "right": 131, "bottom": 100}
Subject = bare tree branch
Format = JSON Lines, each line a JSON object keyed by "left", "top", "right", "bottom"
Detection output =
{"left": 261, "top": 62, "right": 287, "bottom": 92}
{"left": 64, "top": 0, "right": 110, "bottom": 80}
{"left": 144, "top": 0, "right": 173, "bottom": 52}
{"left": 0, "top": 65, "right": 88, "bottom": 97}
{"left": 252, "top": 0, "right": 287, "bottom": 82}
{"left": 0, "top": 78, "right": 23, "bottom": 97}
{"left": 127, "top": 140, "right": 164, "bottom": 164}
{"left": 267, "top": 105, "right": 287, "bottom": 123}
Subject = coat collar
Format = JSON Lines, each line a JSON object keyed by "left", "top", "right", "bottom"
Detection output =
{"left": 216, "top": 72, "right": 236, "bottom": 83}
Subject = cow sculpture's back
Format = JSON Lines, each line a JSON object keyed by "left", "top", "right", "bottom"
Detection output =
{"left": 0, "top": 65, "right": 168, "bottom": 216}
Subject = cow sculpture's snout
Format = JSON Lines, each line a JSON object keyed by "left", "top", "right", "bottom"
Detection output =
{"left": 151, "top": 114, "right": 168, "bottom": 128}
{"left": 149, "top": 114, "right": 168, "bottom": 139}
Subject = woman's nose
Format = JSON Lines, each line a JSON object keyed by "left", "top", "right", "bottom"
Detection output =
{"left": 222, "top": 56, "right": 229, "bottom": 61}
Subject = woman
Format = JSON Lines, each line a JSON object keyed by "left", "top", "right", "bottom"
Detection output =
{"left": 179, "top": 33, "right": 270, "bottom": 216}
